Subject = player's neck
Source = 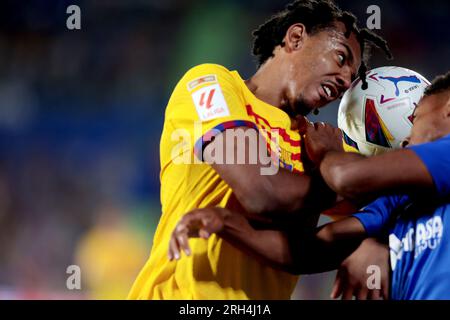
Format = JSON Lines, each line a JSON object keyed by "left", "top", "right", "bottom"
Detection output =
{"left": 245, "top": 62, "right": 286, "bottom": 110}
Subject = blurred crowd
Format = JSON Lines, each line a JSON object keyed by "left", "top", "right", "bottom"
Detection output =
{"left": 0, "top": 0, "right": 448, "bottom": 299}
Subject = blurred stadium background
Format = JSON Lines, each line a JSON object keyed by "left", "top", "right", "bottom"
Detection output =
{"left": 0, "top": 0, "right": 448, "bottom": 299}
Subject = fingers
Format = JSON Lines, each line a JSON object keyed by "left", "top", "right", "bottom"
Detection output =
{"left": 330, "top": 271, "right": 344, "bottom": 299}
{"left": 355, "top": 287, "right": 368, "bottom": 300}
{"left": 168, "top": 217, "right": 193, "bottom": 261}
{"left": 296, "top": 115, "right": 313, "bottom": 135}
{"left": 175, "top": 225, "right": 192, "bottom": 256}
{"left": 341, "top": 284, "right": 354, "bottom": 300}
{"left": 334, "top": 127, "right": 343, "bottom": 139}
{"left": 168, "top": 234, "right": 181, "bottom": 261}
{"left": 313, "top": 121, "right": 326, "bottom": 130}
{"left": 368, "top": 288, "right": 382, "bottom": 300}
{"left": 168, "top": 228, "right": 192, "bottom": 261}
{"left": 311, "top": 121, "right": 341, "bottom": 138}
{"left": 332, "top": 269, "right": 365, "bottom": 300}
{"left": 168, "top": 209, "right": 222, "bottom": 261}
{"left": 382, "top": 278, "right": 389, "bottom": 300}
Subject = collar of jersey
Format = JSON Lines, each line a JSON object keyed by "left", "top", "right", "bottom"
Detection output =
{"left": 230, "top": 70, "right": 292, "bottom": 129}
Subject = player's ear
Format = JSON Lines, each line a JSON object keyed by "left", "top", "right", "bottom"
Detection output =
{"left": 445, "top": 95, "right": 450, "bottom": 118}
{"left": 284, "top": 23, "right": 307, "bottom": 52}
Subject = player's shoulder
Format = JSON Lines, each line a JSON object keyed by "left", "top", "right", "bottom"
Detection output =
{"left": 184, "top": 63, "right": 232, "bottom": 77}
{"left": 167, "top": 64, "right": 243, "bottom": 116}
{"left": 431, "top": 133, "right": 450, "bottom": 145}
{"left": 180, "top": 63, "right": 239, "bottom": 90}
{"left": 409, "top": 133, "right": 450, "bottom": 160}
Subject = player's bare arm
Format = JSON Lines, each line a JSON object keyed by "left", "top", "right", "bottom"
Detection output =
{"left": 168, "top": 206, "right": 366, "bottom": 273}
{"left": 319, "top": 149, "right": 433, "bottom": 200}
{"left": 203, "top": 126, "right": 340, "bottom": 217}
{"left": 296, "top": 113, "right": 432, "bottom": 200}
{"left": 168, "top": 205, "right": 390, "bottom": 299}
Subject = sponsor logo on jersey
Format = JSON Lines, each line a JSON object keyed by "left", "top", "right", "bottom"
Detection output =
{"left": 389, "top": 215, "right": 443, "bottom": 270}
{"left": 191, "top": 83, "right": 230, "bottom": 121}
{"left": 187, "top": 75, "right": 217, "bottom": 91}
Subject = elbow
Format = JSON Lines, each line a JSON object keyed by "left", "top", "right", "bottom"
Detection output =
{"left": 234, "top": 179, "right": 294, "bottom": 216}
{"left": 232, "top": 183, "right": 269, "bottom": 215}
{"left": 236, "top": 191, "right": 281, "bottom": 216}
{"left": 327, "top": 164, "right": 361, "bottom": 200}
{"left": 233, "top": 181, "right": 278, "bottom": 215}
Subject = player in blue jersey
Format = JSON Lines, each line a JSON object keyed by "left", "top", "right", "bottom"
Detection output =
{"left": 168, "top": 71, "right": 450, "bottom": 299}
{"left": 308, "top": 71, "right": 450, "bottom": 299}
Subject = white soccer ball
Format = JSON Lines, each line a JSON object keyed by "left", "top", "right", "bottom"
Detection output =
{"left": 338, "top": 66, "right": 430, "bottom": 156}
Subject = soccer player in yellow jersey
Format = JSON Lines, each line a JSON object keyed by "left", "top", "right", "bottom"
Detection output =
{"left": 129, "top": 0, "right": 391, "bottom": 300}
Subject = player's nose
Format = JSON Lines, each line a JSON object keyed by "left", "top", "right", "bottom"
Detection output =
{"left": 335, "top": 71, "right": 352, "bottom": 94}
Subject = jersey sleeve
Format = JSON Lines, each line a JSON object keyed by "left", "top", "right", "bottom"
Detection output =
{"left": 409, "top": 134, "right": 450, "bottom": 197}
{"left": 164, "top": 64, "right": 257, "bottom": 162}
{"left": 352, "top": 194, "right": 409, "bottom": 237}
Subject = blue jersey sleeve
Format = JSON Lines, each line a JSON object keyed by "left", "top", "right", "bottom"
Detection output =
{"left": 410, "top": 134, "right": 450, "bottom": 197}
{"left": 353, "top": 195, "right": 409, "bottom": 237}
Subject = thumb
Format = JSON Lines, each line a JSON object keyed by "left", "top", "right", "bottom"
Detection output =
{"left": 295, "top": 115, "right": 313, "bottom": 135}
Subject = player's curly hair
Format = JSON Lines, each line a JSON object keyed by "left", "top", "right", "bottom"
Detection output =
{"left": 424, "top": 71, "right": 450, "bottom": 96}
{"left": 252, "top": 0, "right": 392, "bottom": 89}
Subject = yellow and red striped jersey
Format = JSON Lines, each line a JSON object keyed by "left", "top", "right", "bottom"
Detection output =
{"left": 128, "top": 64, "right": 307, "bottom": 300}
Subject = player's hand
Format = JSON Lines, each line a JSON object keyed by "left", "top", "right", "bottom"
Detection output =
{"left": 168, "top": 208, "right": 226, "bottom": 261}
{"left": 296, "top": 115, "right": 344, "bottom": 168}
{"left": 331, "top": 238, "right": 390, "bottom": 300}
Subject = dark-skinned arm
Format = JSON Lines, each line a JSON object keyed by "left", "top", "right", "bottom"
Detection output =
{"left": 295, "top": 115, "right": 434, "bottom": 200}
{"left": 203, "top": 126, "right": 341, "bottom": 217}
{"left": 168, "top": 206, "right": 366, "bottom": 274}
{"left": 319, "top": 149, "right": 433, "bottom": 200}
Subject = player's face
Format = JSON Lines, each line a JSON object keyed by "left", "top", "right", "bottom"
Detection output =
{"left": 407, "top": 93, "right": 450, "bottom": 145}
{"left": 285, "top": 22, "right": 361, "bottom": 116}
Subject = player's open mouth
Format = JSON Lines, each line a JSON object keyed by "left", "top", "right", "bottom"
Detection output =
{"left": 320, "top": 83, "right": 338, "bottom": 101}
